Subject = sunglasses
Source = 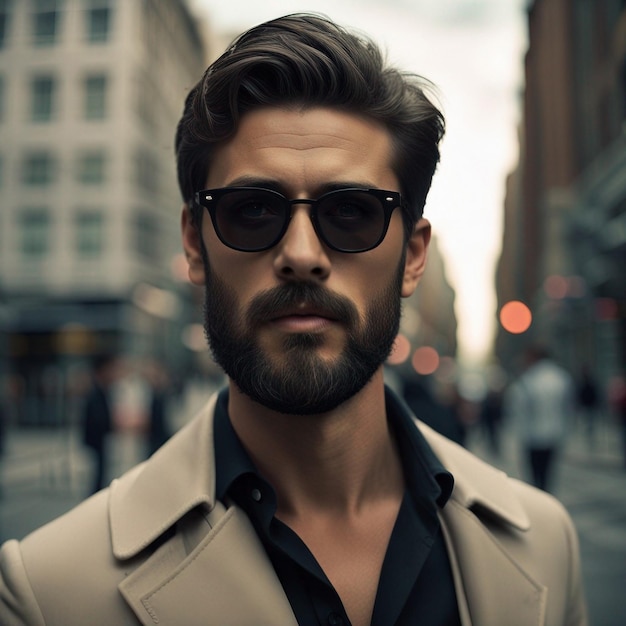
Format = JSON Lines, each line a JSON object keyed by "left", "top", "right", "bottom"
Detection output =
{"left": 193, "top": 186, "right": 403, "bottom": 253}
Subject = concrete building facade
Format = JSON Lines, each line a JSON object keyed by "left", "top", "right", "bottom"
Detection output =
{"left": 0, "top": 0, "right": 207, "bottom": 424}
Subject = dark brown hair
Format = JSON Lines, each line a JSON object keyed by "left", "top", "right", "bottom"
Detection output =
{"left": 175, "top": 13, "right": 445, "bottom": 238}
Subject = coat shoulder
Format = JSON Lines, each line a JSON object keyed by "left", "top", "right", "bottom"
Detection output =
{"left": 0, "top": 488, "right": 138, "bottom": 626}
{"left": 0, "top": 469, "right": 161, "bottom": 626}
{"left": 0, "top": 400, "right": 218, "bottom": 626}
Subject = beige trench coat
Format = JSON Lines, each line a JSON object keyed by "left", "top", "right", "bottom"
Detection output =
{"left": 0, "top": 393, "right": 587, "bottom": 625}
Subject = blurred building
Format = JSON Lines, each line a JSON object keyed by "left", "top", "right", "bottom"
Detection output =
{"left": 495, "top": 0, "right": 626, "bottom": 386}
{"left": 388, "top": 234, "right": 458, "bottom": 387}
{"left": 406, "top": 234, "right": 458, "bottom": 359}
{"left": 0, "top": 0, "right": 208, "bottom": 424}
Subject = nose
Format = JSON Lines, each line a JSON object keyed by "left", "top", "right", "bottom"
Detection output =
{"left": 273, "top": 205, "right": 331, "bottom": 282}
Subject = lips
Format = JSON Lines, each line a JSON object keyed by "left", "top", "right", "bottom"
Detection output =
{"left": 270, "top": 304, "right": 338, "bottom": 322}
{"left": 268, "top": 304, "right": 340, "bottom": 334}
{"left": 245, "top": 282, "right": 358, "bottom": 328}
{"left": 269, "top": 308, "right": 338, "bottom": 334}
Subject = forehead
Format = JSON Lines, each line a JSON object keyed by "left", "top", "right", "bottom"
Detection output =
{"left": 205, "top": 106, "right": 399, "bottom": 193}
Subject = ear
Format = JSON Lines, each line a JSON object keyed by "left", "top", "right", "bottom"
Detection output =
{"left": 401, "top": 218, "right": 431, "bottom": 298}
{"left": 181, "top": 204, "right": 206, "bottom": 286}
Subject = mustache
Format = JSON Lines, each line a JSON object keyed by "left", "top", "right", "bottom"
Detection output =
{"left": 245, "top": 282, "right": 359, "bottom": 327}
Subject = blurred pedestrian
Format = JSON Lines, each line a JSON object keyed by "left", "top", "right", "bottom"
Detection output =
{"left": 608, "top": 374, "right": 626, "bottom": 470}
{"left": 506, "top": 345, "right": 575, "bottom": 492}
{"left": 81, "top": 355, "right": 118, "bottom": 495}
{"left": 576, "top": 366, "right": 600, "bottom": 450}
{"left": 481, "top": 388, "right": 504, "bottom": 456}
{"left": 0, "top": 395, "right": 5, "bottom": 499}
{"left": 402, "top": 375, "right": 465, "bottom": 444}
{"left": 144, "top": 361, "right": 172, "bottom": 456}
{"left": 0, "top": 394, "right": 5, "bottom": 456}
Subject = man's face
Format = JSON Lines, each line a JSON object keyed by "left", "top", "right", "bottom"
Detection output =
{"left": 200, "top": 252, "right": 405, "bottom": 414}
{"left": 183, "top": 106, "right": 430, "bottom": 414}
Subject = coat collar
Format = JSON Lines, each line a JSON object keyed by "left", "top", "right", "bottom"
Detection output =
{"left": 110, "top": 391, "right": 543, "bottom": 626}
{"left": 111, "top": 392, "right": 299, "bottom": 625}
{"left": 417, "top": 420, "right": 531, "bottom": 531}
{"left": 110, "top": 391, "right": 530, "bottom": 561}
{"left": 110, "top": 394, "right": 219, "bottom": 560}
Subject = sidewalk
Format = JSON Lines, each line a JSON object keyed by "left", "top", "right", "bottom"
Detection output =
{"left": 465, "top": 413, "right": 624, "bottom": 481}
{"left": 0, "top": 427, "right": 149, "bottom": 542}
{"left": 0, "top": 385, "right": 215, "bottom": 542}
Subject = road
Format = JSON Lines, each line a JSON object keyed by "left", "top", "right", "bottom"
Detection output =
{"left": 1, "top": 414, "right": 624, "bottom": 626}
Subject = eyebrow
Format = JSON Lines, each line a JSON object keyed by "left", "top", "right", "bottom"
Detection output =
{"left": 223, "top": 176, "right": 382, "bottom": 196}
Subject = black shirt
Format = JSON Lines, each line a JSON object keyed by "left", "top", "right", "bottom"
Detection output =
{"left": 214, "top": 387, "right": 460, "bottom": 626}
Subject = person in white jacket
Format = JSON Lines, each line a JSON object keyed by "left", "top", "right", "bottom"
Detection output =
{"left": 507, "top": 345, "right": 576, "bottom": 492}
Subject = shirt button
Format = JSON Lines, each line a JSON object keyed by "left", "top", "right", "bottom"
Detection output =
{"left": 327, "top": 613, "right": 345, "bottom": 626}
{"left": 251, "top": 488, "right": 262, "bottom": 502}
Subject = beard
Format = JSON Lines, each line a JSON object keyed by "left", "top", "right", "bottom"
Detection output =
{"left": 201, "top": 250, "right": 404, "bottom": 415}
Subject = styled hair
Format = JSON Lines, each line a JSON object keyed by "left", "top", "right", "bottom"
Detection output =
{"left": 175, "top": 13, "right": 445, "bottom": 238}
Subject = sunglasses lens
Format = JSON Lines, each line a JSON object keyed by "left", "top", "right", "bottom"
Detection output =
{"left": 316, "top": 190, "right": 386, "bottom": 252}
{"left": 215, "top": 189, "right": 287, "bottom": 251}
{"left": 206, "top": 187, "right": 395, "bottom": 252}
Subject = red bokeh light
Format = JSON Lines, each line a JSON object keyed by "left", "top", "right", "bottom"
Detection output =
{"left": 499, "top": 300, "right": 532, "bottom": 334}
{"left": 412, "top": 346, "right": 440, "bottom": 375}
{"left": 387, "top": 334, "right": 411, "bottom": 365}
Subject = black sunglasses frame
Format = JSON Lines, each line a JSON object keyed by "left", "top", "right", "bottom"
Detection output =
{"left": 193, "top": 186, "right": 403, "bottom": 253}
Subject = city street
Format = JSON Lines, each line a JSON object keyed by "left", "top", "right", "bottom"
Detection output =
{"left": 1, "top": 408, "right": 624, "bottom": 626}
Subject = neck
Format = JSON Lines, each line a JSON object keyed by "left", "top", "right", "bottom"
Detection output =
{"left": 227, "top": 370, "right": 404, "bottom": 518}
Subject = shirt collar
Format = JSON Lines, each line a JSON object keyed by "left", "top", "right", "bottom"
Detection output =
{"left": 384, "top": 386, "right": 454, "bottom": 508}
{"left": 214, "top": 388, "right": 257, "bottom": 502}
{"left": 213, "top": 386, "right": 454, "bottom": 509}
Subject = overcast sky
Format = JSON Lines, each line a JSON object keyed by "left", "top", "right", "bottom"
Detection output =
{"left": 189, "top": 0, "right": 529, "bottom": 366}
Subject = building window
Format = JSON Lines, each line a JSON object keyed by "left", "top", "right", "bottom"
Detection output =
{"left": 134, "top": 210, "right": 158, "bottom": 261}
{"left": 20, "top": 208, "right": 51, "bottom": 257}
{"left": 31, "top": 75, "right": 56, "bottom": 122}
{"left": 75, "top": 210, "right": 104, "bottom": 256}
{"left": 83, "top": 74, "right": 107, "bottom": 119}
{"left": 22, "top": 151, "right": 56, "bottom": 186}
{"left": 76, "top": 150, "right": 106, "bottom": 184}
{"left": 85, "top": 0, "right": 111, "bottom": 43}
{"left": 0, "top": 0, "right": 13, "bottom": 49}
{"left": 32, "top": 0, "right": 62, "bottom": 46}
{"left": 135, "top": 76, "right": 158, "bottom": 132}
{"left": 134, "top": 147, "right": 158, "bottom": 193}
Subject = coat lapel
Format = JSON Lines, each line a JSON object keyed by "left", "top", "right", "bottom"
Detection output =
{"left": 109, "top": 393, "right": 548, "bottom": 625}
{"left": 109, "top": 394, "right": 297, "bottom": 625}
{"left": 118, "top": 504, "right": 297, "bottom": 626}
{"left": 420, "top": 422, "right": 547, "bottom": 626}
{"left": 439, "top": 502, "right": 547, "bottom": 626}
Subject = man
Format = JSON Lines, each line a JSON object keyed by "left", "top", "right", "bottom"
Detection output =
{"left": 81, "top": 355, "right": 118, "bottom": 494}
{"left": 576, "top": 366, "right": 600, "bottom": 450}
{"left": 0, "top": 14, "right": 586, "bottom": 626}
{"left": 506, "top": 345, "right": 575, "bottom": 492}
